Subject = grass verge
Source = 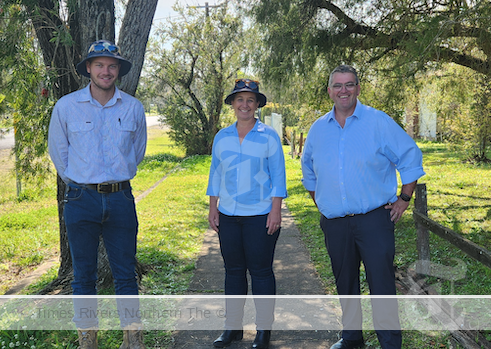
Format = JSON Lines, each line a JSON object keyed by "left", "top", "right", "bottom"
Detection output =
{"left": 1, "top": 138, "right": 490, "bottom": 348}
{"left": 0, "top": 126, "right": 211, "bottom": 348}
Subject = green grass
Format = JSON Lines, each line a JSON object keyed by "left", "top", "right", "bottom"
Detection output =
{"left": 0, "top": 128, "right": 185, "bottom": 295}
{"left": 136, "top": 155, "right": 211, "bottom": 295}
{"left": 1, "top": 138, "right": 490, "bottom": 348}
{"left": 283, "top": 141, "right": 491, "bottom": 348}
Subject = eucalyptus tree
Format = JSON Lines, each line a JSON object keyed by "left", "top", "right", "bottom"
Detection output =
{"left": 146, "top": 3, "right": 250, "bottom": 155}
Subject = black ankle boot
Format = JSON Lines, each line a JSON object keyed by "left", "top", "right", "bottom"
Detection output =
{"left": 213, "top": 330, "right": 243, "bottom": 348}
{"left": 252, "top": 330, "right": 271, "bottom": 349}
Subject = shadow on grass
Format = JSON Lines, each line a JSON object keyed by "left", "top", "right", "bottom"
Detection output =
{"left": 139, "top": 152, "right": 184, "bottom": 169}
{"left": 428, "top": 189, "right": 491, "bottom": 203}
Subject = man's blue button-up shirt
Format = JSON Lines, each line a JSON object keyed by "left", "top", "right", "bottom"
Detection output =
{"left": 48, "top": 84, "right": 147, "bottom": 184}
{"left": 301, "top": 100, "right": 425, "bottom": 219}
{"left": 207, "top": 119, "right": 287, "bottom": 216}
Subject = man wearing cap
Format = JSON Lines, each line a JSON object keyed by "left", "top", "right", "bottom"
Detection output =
{"left": 48, "top": 40, "right": 146, "bottom": 349}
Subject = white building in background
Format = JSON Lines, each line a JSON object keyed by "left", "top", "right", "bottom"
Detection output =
{"left": 264, "top": 113, "right": 283, "bottom": 139}
{"left": 405, "top": 89, "right": 438, "bottom": 141}
{"left": 419, "top": 91, "right": 437, "bottom": 140}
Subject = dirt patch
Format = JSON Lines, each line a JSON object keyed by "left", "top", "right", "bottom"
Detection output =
{"left": 0, "top": 250, "right": 59, "bottom": 295}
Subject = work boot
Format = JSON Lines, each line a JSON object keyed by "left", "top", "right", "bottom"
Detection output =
{"left": 77, "top": 329, "right": 98, "bottom": 349}
{"left": 120, "top": 323, "right": 145, "bottom": 349}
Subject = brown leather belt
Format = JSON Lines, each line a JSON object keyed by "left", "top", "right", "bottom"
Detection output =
{"left": 84, "top": 181, "right": 131, "bottom": 194}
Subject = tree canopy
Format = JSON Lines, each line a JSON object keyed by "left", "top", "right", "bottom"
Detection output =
{"left": 250, "top": 0, "right": 491, "bottom": 82}
{"left": 146, "top": 3, "right": 250, "bottom": 155}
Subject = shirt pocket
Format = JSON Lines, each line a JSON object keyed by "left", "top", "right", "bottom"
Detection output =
{"left": 117, "top": 121, "right": 136, "bottom": 152}
{"left": 68, "top": 121, "right": 94, "bottom": 133}
{"left": 67, "top": 121, "right": 95, "bottom": 155}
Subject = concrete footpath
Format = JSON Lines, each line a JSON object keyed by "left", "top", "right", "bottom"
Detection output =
{"left": 169, "top": 205, "right": 340, "bottom": 349}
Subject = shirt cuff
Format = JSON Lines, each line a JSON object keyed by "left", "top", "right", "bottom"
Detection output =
{"left": 400, "top": 167, "right": 426, "bottom": 185}
{"left": 301, "top": 178, "right": 316, "bottom": 192}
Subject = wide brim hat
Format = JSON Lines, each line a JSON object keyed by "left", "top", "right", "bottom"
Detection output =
{"left": 225, "top": 79, "right": 267, "bottom": 108}
{"left": 76, "top": 40, "right": 132, "bottom": 78}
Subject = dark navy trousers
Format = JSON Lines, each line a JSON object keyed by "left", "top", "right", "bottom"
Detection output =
{"left": 217, "top": 212, "right": 279, "bottom": 330}
{"left": 320, "top": 206, "right": 402, "bottom": 349}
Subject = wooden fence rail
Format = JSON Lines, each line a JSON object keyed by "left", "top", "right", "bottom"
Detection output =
{"left": 413, "top": 183, "right": 491, "bottom": 272}
{"left": 412, "top": 183, "right": 491, "bottom": 349}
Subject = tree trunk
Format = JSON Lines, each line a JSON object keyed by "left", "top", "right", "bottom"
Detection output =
{"left": 118, "top": 0, "right": 159, "bottom": 95}
{"left": 79, "top": 0, "right": 115, "bottom": 52}
{"left": 29, "top": 0, "right": 81, "bottom": 99}
{"left": 30, "top": 0, "right": 157, "bottom": 294}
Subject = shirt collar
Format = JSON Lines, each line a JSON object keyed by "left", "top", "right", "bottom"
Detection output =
{"left": 224, "top": 118, "right": 264, "bottom": 133}
{"left": 77, "top": 83, "right": 122, "bottom": 107}
{"left": 326, "top": 99, "right": 363, "bottom": 122}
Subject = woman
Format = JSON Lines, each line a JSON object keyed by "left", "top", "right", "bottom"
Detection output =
{"left": 206, "top": 79, "right": 287, "bottom": 349}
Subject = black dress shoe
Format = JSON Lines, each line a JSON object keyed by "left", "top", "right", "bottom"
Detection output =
{"left": 213, "top": 330, "right": 243, "bottom": 348}
{"left": 330, "top": 338, "right": 365, "bottom": 349}
{"left": 252, "top": 330, "right": 271, "bottom": 349}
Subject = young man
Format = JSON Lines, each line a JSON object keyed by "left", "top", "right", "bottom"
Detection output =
{"left": 301, "top": 65, "right": 425, "bottom": 349}
{"left": 48, "top": 40, "right": 147, "bottom": 349}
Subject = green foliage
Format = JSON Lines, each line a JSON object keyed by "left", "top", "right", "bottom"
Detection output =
{"left": 358, "top": 63, "right": 416, "bottom": 127}
{"left": 421, "top": 65, "right": 491, "bottom": 162}
{"left": 0, "top": 3, "right": 54, "bottom": 185}
{"left": 250, "top": 0, "right": 491, "bottom": 82}
{"left": 146, "top": 4, "right": 249, "bottom": 156}
{"left": 247, "top": 0, "right": 491, "bottom": 153}
{"left": 9, "top": 49, "right": 54, "bottom": 182}
{"left": 467, "top": 74, "right": 491, "bottom": 162}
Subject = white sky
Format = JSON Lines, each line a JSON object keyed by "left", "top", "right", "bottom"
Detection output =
{"left": 154, "top": 0, "right": 177, "bottom": 21}
{"left": 154, "top": 0, "right": 223, "bottom": 22}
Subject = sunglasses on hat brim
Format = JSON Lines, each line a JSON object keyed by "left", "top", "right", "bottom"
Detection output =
{"left": 88, "top": 43, "right": 120, "bottom": 55}
{"left": 235, "top": 79, "right": 259, "bottom": 91}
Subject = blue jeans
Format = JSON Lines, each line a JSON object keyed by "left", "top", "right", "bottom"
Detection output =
{"left": 218, "top": 213, "right": 279, "bottom": 330}
{"left": 64, "top": 182, "right": 140, "bottom": 328}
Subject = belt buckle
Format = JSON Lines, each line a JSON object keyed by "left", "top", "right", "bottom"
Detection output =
{"left": 348, "top": 213, "right": 355, "bottom": 217}
{"left": 96, "top": 183, "right": 113, "bottom": 193}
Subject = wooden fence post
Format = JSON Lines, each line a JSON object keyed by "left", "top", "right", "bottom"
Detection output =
{"left": 291, "top": 129, "right": 296, "bottom": 159}
{"left": 298, "top": 132, "right": 304, "bottom": 156}
{"left": 414, "top": 183, "right": 430, "bottom": 275}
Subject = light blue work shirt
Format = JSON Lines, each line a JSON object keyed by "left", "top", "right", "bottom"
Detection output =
{"left": 206, "top": 119, "right": 287, "bottom": 216}
{"left": 48, "top": 83, "right": 147, "bottom": 184}
{"left": 301, "top": 100, "right": 425, "bottom": 219}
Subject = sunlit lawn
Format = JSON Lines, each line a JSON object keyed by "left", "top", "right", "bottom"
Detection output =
{"left": 283, "top": 141, "right": 491, "bottom": 348}
{"left": 0, "top": 126, "right": 184, "bottom": 295}
{"left": 1, "top": 135, "right": 490, "bottom": 348}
